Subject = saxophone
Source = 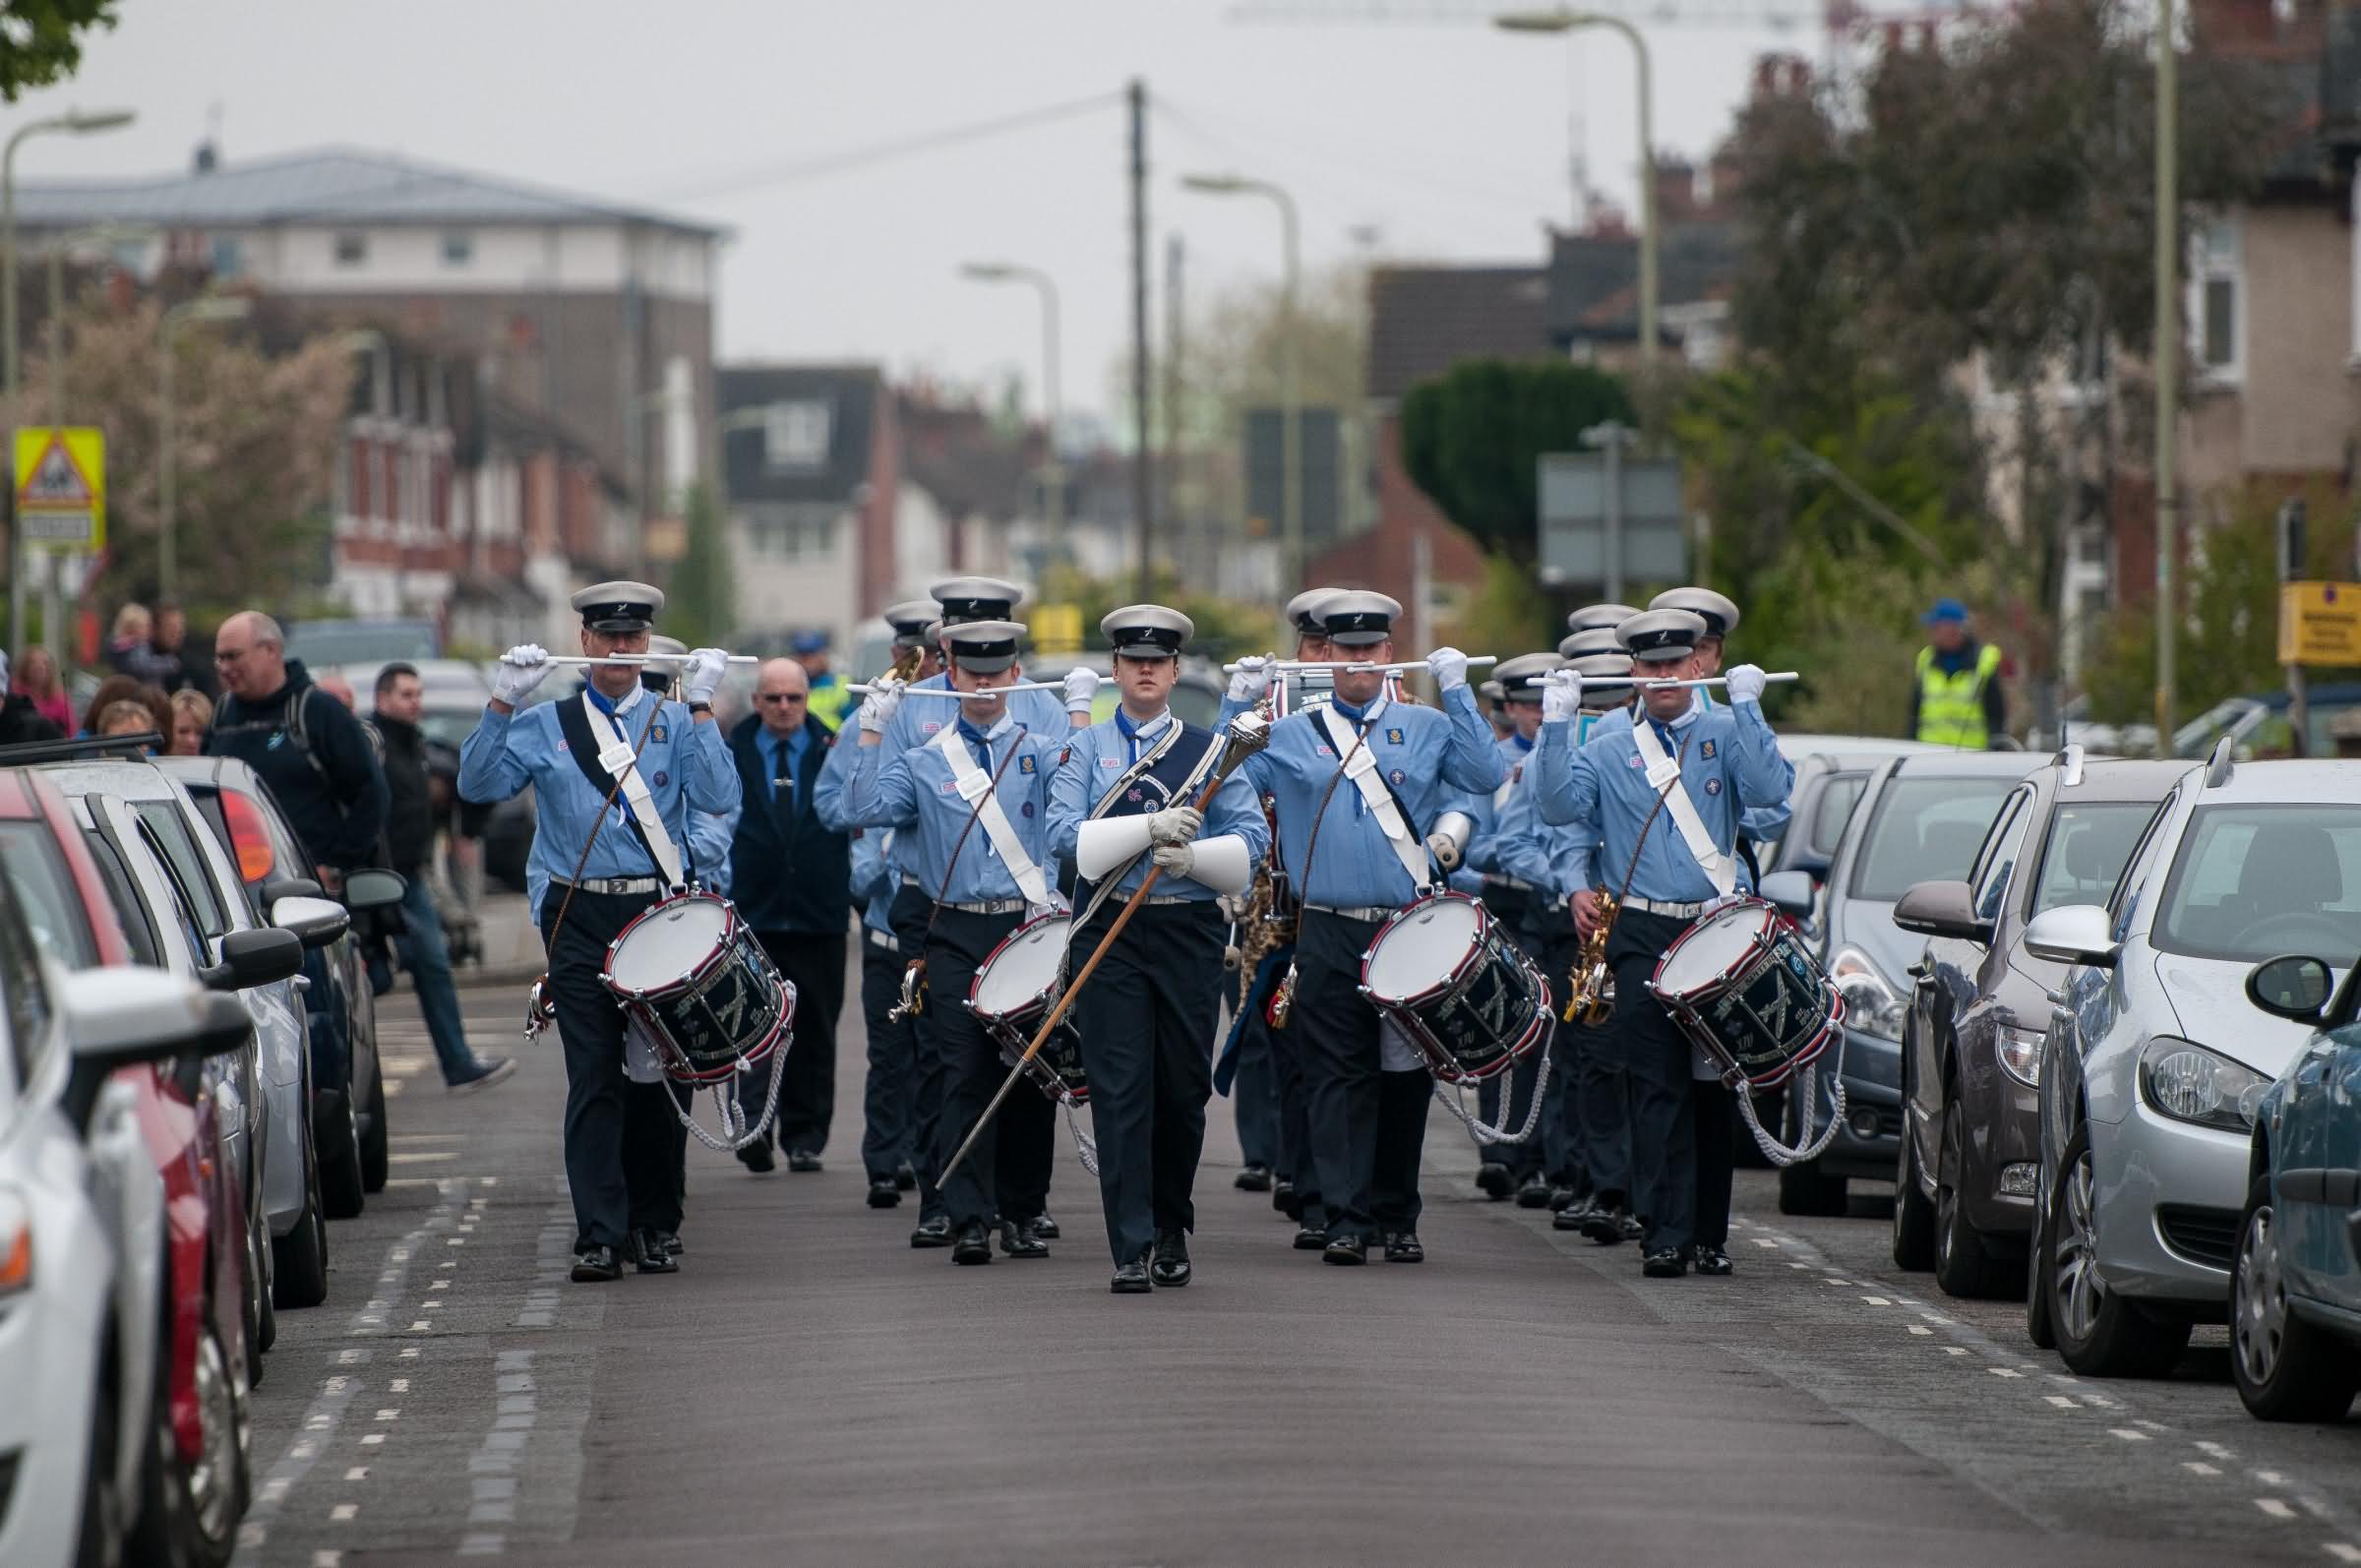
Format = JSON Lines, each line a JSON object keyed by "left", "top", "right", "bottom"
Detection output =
{"left": 1562, "top": 886, "right": 1618, "bottom": 1025}
{"left": 880, "top": 640, "right": 929, "bottom": 1021}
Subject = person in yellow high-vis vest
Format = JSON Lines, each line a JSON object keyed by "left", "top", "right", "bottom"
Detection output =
{"left": 1910, "top": 598, "right": 2007, "bottom": 749}
{"left": 793, "top": 630, "right": 853, "bottom": 732}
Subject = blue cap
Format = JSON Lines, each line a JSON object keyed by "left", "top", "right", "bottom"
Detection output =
{"left": 1922, "top": 598, "right": 1968, "bottom": 626}
{"left": 790, "top": 630, "right": 829, "bottom": 655}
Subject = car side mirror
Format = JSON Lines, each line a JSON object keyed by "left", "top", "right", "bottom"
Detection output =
{"left": 261, "top": 874, "right": 324, "bottom": 903}
{"left": 62, "top": 966, "right": 253, "bottom": 1133}
{"left": 1759, "top": 870, "right": 1816, "bottom": 920}
{"left": 2244, "top": 953, "right": 2334, "bottom": 1025}
{"left": 203, "top": 927, "right": 306, "bottom": 991}
{"left": 340, "top": 868, "right": 406, "bottom": 912}
{"left": 1786, "top": 849, "right": 1831, "bottom": 881}
{"left": 272, "top": 894, "right": 351, "bottom": 951}
{"left": 1893, "top": 879, "right": 1993, "bottom": 945}
{"left": 2023, "top": 904, "right": 2118, "bottom": 969}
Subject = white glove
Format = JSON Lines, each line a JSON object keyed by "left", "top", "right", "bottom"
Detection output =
{"left": 1725, "top": 663, "right": 1768, "bottom": 704}
{"left": 1227, "top": 654, "right": 1271, "bottom": 704}
{"left": 1151, "top": 841, "right": 1195, "bottom": 878}
{"left": 1061, "top": 666, "right": 1100, "bottom": 715}
{"left": 1424, "top": 831, "right": 1463, "bottom": 873}
{"left": 1542, "top": 668, "right": 1583, "bottom": 724}
{"left": 682, "top": 647, "right": 728, "bottom": 705}
{"left": 1147, "top": 805, "right": 1203, "bottom": 845}
{"left": 1426, "top": 645, "right": 1470, "bottom": 692}
{"left": 491, "top": 644, "right": 551, "bottom": 706}
{"left": 858, "top": 679, "right": 904, "bottom": 735}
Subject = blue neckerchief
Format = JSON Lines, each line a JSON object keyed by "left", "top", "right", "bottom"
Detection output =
{"left": 1649, "top": 717, "right": 1677, "bottom": 754}
{"left": 1330, "top": 696, "right": 1369, "bottom": 734}
{"left": 1114, "top": 705, "right": 1171, "bottom": 762}
{"left": 1512, "top": 730, "right": 1535, "bottom": 754}
{"left": 956, "top": 720, "right": 994, "bottom": 770}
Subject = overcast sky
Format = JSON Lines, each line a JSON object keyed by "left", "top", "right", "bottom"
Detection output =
{"left": 24, "top": 0, "right": 1806, "bottom": 422}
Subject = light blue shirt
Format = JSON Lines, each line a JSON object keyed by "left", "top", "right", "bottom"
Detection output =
{"left": 1241, "top": 684, "right": 1503, "bottom": 911}
{"left": 839, "top": 719, "right": 1064, "bottom": 906}
{"left": 849, "top": 825, "right": 899, "bottom": 936}
{"left": 1046, "top": 708, "right": 1267, "bottom": 903}
{"left": 874, "top": 672, "right": 1069, "bottom": 760}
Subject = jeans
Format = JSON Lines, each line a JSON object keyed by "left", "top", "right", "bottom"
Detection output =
{"left": 396, "top": 871, "right": 478, "bottom": 1084}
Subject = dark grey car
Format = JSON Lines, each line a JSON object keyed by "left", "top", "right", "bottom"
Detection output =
{"left": 1889, "top": 751, "right": 2188, "bottom": 1297}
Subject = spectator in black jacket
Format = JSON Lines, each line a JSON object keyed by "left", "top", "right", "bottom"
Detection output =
{"left": 0, "top": 651, "right": 62, "bottom": 747}
{"left": 728, "top": 657, "right": 854, "bottom": 1175}
{"left": 205, "top": 611, "right": 389, "bottom": 889}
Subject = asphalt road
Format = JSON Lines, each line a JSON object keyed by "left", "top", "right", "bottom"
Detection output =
{"left": 234, "top": 927, "right": 2361, "bottom": 1567}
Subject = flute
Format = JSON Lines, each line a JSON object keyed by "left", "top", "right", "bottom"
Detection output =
{"left": 846, "top": 680, "right": 1067, "bottom": 696}
{"left": 521, "top": 654, "right": 761, "bottom": 668}
{"left": 1221, "top": 655, "right": 1499, "bottom": 675}
{"left": 1578, "top": 671, "right": 1801, "bottom": 691}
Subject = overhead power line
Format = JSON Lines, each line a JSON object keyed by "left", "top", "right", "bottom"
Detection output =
{"left": 662, "top": 92, "right": 1122, "bottom": 204}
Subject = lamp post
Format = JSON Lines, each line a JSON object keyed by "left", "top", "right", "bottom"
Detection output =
{"left": 4, "top": 106, "right": 135, "bottom": 651}
{"left": 157, "top": 296, "right": 253, "bottom": 604}
{"left": 959, "top": 262, "right": 1065, "bottom": 544}
{"left": 1496, "top": 9, "right": 1656, "bottom": 372}
{"left": 2153, "top": 0, "right": 2180, "bottom": 754}
{"left": 1182, "top": 172, "right": 1302, "bottom": 599}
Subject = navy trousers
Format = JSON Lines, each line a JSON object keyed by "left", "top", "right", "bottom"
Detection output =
{"left": 857, "top": 935, "right": 923, "bottom": 1185}
{"left": 1693, "top": 1078, "right": 1735, "bottom": 1249}
{"left": 736, "top": 930, "right": 846, "bottom": 1156}
{"left": 1603, "top": 907, "right": 1698, "bottom": 1254}
{"left": 1230, "top": 995, "right": 1282, "bottom": 1172}
{"left": 539, "top": 887, "right": 672, "bottom": 1251}
{"left": 924, "top": 906, "right": 1055, "bottom": 1231}
{"left": 1296, "top": 910, "right": 1429, "bottom": 1243}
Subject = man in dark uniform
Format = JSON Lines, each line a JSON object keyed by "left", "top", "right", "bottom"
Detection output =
{"left": 458, "top": 584, "right": 739, "bottom": 1282}
{"left": 1050, "top": 605, "right": 1267, "bottom": 1293}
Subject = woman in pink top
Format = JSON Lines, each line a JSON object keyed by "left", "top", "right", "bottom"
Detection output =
{"left": 12, "top": 643, "right": 72, "bottom": 732}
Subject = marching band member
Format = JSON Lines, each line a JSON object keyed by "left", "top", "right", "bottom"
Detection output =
{"left": 1565, "top": 602, "right": 1640, "bottom": 638}
{"left": 458, "top": 583, "right": 740, "bottom": 1284}
{"left": 1535, "top": 609, "right": 1791, "bottom": 1279}
{"left": 1049, "top": 605, "right": 1268, "bottom": 1294}
{"left": 1241, "top": 591, "right": 1503, "bottom": 1265}
{"left": 842, "top": 621, "right": 1070, "bottom": 1267}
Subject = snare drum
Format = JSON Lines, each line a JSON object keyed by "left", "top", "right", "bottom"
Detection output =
{"left": 1359, "top": 892, "right": 1551, "bottom": 1086}
{"left": 968, "top": 914, "right": 1090, "bottom": 1107}
{"left": 1647, "top": 898, "right": 1843, "bottom": 1091}
{"left": 601, "top": 892, "right": 794, "bottom": 1085}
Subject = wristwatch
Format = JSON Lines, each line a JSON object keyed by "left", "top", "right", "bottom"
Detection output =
{"left": 689, "top": 701, "right": 713, "bottom": 716}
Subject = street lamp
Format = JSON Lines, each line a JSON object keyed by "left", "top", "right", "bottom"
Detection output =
{"left": 2153, "top": 0, "right": 2180, "bottom": 753}
{"left": 1496, "top": 9, "right": 1657, "bottom": 373}
{"left": 4, "top": 106, "right": 136, "bottom": 650}
{"left": 1181, "top": 171, "right": 1302, "bottom": 599}
{"left": 157, "top": 296, "right": 253, "bottom": 603}
{"left": 959, "top": 262, "right": 1065, "bottom": 543}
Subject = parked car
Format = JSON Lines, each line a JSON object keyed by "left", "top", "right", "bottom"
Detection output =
{"left": 1888, "top": 747, "right": 2189, "bottom": 1297}
{"left": 1760, "top": 736, "right": 1944, "bottom": 885}
{"left": 2024, "top": 754, "right": 2361, "bottom": 1376}
{"left": 1759, "top": 750, "right": 2042, "bottom": 1215}
{"left": 157, "top": 754, "right": 394, "bottom": 1208}
{"left": 2233, "top": 949, "right": 2361, "bottom": 1420}
{"left": 282, "top": 616, "right": 439, "bottom": 670}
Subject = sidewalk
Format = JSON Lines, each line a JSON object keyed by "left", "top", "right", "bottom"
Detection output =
{"left": 462, "top": 890, "right": 545, "bottom": 985}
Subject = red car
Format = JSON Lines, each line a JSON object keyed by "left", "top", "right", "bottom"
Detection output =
{"left": 0, "top": 765, "right": 253, "bottom": 1564}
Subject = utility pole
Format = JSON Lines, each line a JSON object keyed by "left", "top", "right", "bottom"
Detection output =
{"left": 2153, "top": 0, "right": 2179, "bottom": 754}
{"left": 1128, "top": 78, "right": 1154, "bottom": 603}
{"left": 1164, "top": 231, "right": 1185, "bottom": 580}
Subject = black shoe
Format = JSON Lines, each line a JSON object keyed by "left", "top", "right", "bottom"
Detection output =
{"left": 570, "top": 1244, "right": 621, "bottom": 1283}
{"left": 1580, "top": 1203, "right": 1633, "bottom": 1246}
{"left": 656, "top": 1229, "right": 683, "bottom": 1258}
{"left": 1552, "top": 1197, "right": 1597, "bottom": 1233}
{"left": 737, "top": 1141, "right": 775, "bottom": 1175}
{"left": 1475, "top": 1162, "right": 1514, "bottom": 1200}
{"left": 867, "top": 1178, "right": 902, "bottom": 1209}
{"left": 999, "top": 1219, "right": 1050, "bottom": 1259}
{"left": 893, "top": 1161, "right": 918, "bottom": 1191}
{"left": 951, "top": 1221, "right": 993, "bottom": 1265}
{"left": 1515, "top": 1174, "right": 1553, "bottom": 1209}
{"left": 1273, "top": 1179, "right": 1298, "bottom": 1217}
{"left": 1618, "top": 1212, "right": 1646, "bottom": 1243}
{"left": 1150, "top": 1231, "right": 1192, "bottom": 1288}
{"left": 1322, "top": 1235, "right": 1367, "bottom": 1266}
{"left": 1691, "top": 1244, "right": 1733, "bottom": 1277}
{"left": 1236, "top": 1165, "right": 1274, "bottom": 1192}
{"left": 630, "top": 1229, "right": 678, "bottom": 1274}
{"left": 1032, "top": 1211, "right": 1059, "bottom": 1240}
{"left": 1111, "top": 1257, "right": 1154, "bottom": 1295}
{"left": 1547, "top": 1184, "right": 1576, "bottom": 1212}
{"left": 910, "top": 1214, "right": 954, "bottom": 1249}
{"left": 1383, "top": 1231, "right": 1425, "bottom": 1264}
{"left": 1642, "top": 1247, "right": 1688, "bottom": 1279}
{"left": 1293, "top": 1223, "right": 1329, "bottom": 1251}
{"left": 786, "top": 1150, "right": 822, "bottom": 1174}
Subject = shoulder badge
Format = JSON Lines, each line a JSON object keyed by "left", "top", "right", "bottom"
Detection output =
{"left": 651, "top": 723, "right": 667, "bottom": 744}
{"left": 1385, "top": 727, "right": 1405, "bottom": 745}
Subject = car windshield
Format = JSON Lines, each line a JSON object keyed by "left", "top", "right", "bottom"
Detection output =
{"left": 0, "top": 821, "right": 99, "bottom": 967}
{"left": 2152, "top": 803, "right": 2361, "bottom": 962}
{"left": 1848, "top": 775, "right": 2018, "bottom": 902}
{"left": 2028, "top": 802, "right": 2161, "bottom": 917}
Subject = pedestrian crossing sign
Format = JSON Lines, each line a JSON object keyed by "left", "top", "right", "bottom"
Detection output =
{"left": 13, "top": 426, "right": 104, "bottom": 552}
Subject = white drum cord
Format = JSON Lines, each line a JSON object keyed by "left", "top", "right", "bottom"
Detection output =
{"left": 1731, "top": 1034, "right": 1848, "bottom": 1168}
{"left": 1432, "top": 1032, "right": 1554, "bottom": 1146}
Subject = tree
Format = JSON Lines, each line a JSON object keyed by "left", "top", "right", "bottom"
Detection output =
{"left": 1397, "top": 359, "right": 1634, "bottom": 564}
{"left": 0, "top": 0, "right": 117, "bottom": 101}
{"left": 666, "top": 482, "right": 736, "bottom": 648}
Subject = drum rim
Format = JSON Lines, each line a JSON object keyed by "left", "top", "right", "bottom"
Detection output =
{"left": 601, "top": 890, "right": 742, "bottom": 999}
{"left": 1646, "top": 896, "right": 1784, "bottom": 1005}
{"left": 968, "top": 910, "right": 1071, "bottom": 1021}
{"left": 1383, "top": 950, "right": 1553, "bottom": 1085}
{"left": 1358, "top": 890, "right": 1493, "bottom": 1006}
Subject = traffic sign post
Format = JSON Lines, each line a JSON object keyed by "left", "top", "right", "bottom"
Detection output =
{"left": 2277, "top": 580, "right": 2361, "bottom": 665}
{"left": 14, "top": 425, "right": 105, "bottom": 553}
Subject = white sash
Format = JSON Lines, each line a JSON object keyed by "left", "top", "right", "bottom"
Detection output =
{"left": 930, "top": 723, "right": 1051, "bottom": 907}
{"left": 1314, "top": 703, "right": 1429, "bottom": 891}
{"left": 1088, "top": 714, "right": 1184, "bottom": 819}
{"left": 1629, "top": 718, "right": 1737, "bottom": 898}
{"left": 583, "top": 693, "right": 687, "bottom": 890}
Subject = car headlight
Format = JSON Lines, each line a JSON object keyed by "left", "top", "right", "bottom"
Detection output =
{"left": 1995, "top": 1024, "right": 2044, "bottom": 1088}
{"left": 1829, "top": 946, "right": 1905, "bottom": 1042}
{"left": 2138, "top": 1037, "right": 2269, "bottom": 1132}
{"left": 0, "top": 1189, "right": 30, "bottom": 1302}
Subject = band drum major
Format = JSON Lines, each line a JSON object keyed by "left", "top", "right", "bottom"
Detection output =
{"left": 1358, "top": 892, "right": 1550, "bottom": 1085}
{"left": 1646, "top": 897, "right": 1843, "bottom": 1091}
{"left": 600, "top": 892, "right": 795, "bottom": 1084}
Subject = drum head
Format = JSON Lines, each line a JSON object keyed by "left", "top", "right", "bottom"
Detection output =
{"left": 1656, "top": 900, "right": 1773, "bottom": 998}
{"left": 1364, "top": 897, "right": 1480, "bottom": 1003}
{"left": 975, "top": 917, "right": 1069, "bottom": 1014}
{"left": 608, "top": 897, "right": 729, "bottom": 994}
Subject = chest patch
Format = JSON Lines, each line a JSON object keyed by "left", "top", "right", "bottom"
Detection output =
{"left": 1705, "top": 777, "right": 1722, "bottom": 796}
{"left": 1626, "top": 754, "right": 1646, "bottom": 769}
{"left": 922, "top": 721, "right": 942, "bottom": 735}
{"left": 1100, "top": 755, "right": 1121, "bottom": 768}
{"left": 1386, "top": 728, "right": 1405, "bottom": 745}
{"left": 651, "top": 724, "right": 668, "bottom": 743}
{"left": 1021, "top": 801, "right": 1036, "bottom": 818}
{"left": 1315, "top": 744, "right": 1334, "bottom": 757}
{"left": 1019, "top": 754, "right": 1036, "bottom": 775}
{"left": 1701, "top": 739, "right": 1716, "bottom": 759}
{"left": 1388, "top": 767, "right": 1406, "bottom": 785}
{"left": 653, "top": 771, "right": 669, "bottom": 788}
{"left": 938, "top": 780, "right": 960, "bottom": 795}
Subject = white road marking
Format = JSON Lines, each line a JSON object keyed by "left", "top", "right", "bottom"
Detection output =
{"left": 1943, "top": 1347, "right": 1970, "bottom": 1357}
{"left": 2185, "top": 1463, "right": 2221, "bottom": 1477}
{"left": 431, "top": 1279, "right": 451, "bottom": 1290}
{"left": 1861, "top": 1296, "right": 1891, "bottom": 1306}
{"left": 411, "top": 1320, "right": 433, "bottom": 1332}
{"left": 360, "top": 1433, "right": 386, "bottom": 1447}
{"left": 391, "top": 1151, "right": 460, "bottom": 1164}
{"left": 1907, "top": 1325, "right": 1933, "bottom": 1336}
{"left": 2044, "top": 1395, "right": 2077, "bottom": 1409}
{"left": 313, "top": 1552, "right": 343, "bottom": 1568}
{"left": 2110, "top": 1428, "right": 2150, "bottom": 1442}
{"left": 2197, "top": 1441, "right": 2237, "bottom": 1460}
{"left": 2257, "top": 1498, "right": 2297, "bottom": 1521}
{"left": 376, "top": 1409, "right": 401, "bottom": 1421}
{"left": 1749, "top": 1237, "right": 1780, "bottom": 1248}
{"left": 330, "top": 1503, "right": 358, "bottom": 1522}
{"left": 1987, "top": 1367, "right": 2025, "bottom": 1379}
{"left": 2325, "top": 1542, "right": 2361, "bottom": 1563}
{"left": 390, "top": 1379, "right": 409, "bottom": 1393}
{"left": 2258, "top": 1470, "right": 2289, "bottom": 1486}
{"left": 343, "top": 1467, "right": 368, "bottom": 1481}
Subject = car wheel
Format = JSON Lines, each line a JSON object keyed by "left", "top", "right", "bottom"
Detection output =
{"left": 1892, "top": 1108, "right": 1936, "bottom": 1270}
{"left": 2230, "top": 1175, "right": 2361, "bottom": 1421}
{"left": 272, "top": 1128, "right": 331, "bottom": 1309}
{"left": 318, "top": 1090, "right": 366, "bottom": 1221}
{"left": 359, "top": 1046, "right": 389, "bottom": 1195}
{"left": 128, "top": 1296, "right": 249, "bottom": 1568}
{"left": 1934, "top": 1098, "right": 2019, "bottom": 1298}
{"left": 2048, "top": 1123, "right": 2191, "bottom": 1377}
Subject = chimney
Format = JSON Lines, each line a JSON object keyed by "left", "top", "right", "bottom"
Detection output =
{"left": 1652, "top": 158, "right": 1700, "bottom": 225}
{"left": 192, "top": 139, "right": 217, "bottom": 175}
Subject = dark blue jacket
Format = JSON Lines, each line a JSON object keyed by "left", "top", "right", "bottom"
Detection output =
{"left": 206, "top": 659, "right": 389, "bottom": 872}
{"left": 727, "top": 711, "right": 853, "bottom": 935}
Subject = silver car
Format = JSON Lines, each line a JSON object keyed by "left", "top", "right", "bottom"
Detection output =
{"left": 2025, "top": 754, "right": 2361, "bottom": 1376}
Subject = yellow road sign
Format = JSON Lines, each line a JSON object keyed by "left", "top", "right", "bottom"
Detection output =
{"left": 2278, "top": 580, "right": 2361, "bottom": 666}
{"left": 14, "top": 426, "right": 105, "bottom": 552}
{"left": 1031, "top": 601, "right": 1084, "bottom": 655}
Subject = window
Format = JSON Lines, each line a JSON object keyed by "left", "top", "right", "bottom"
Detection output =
{"left": 2028, "top": 801, "right": 2161, "bottom": 918}
{"left": 1809, "top": 773, "right": 1867, "bottom": 859}
{"left": 1968, "top": 788, "right": 2033, "bottom": 926}
{"left": 2153, "top": 803, "right": 2361, "bottom": 962}
{"left": 1848, "top": 775, "right": 2022, "bottom": 903}
{"left": 762, "top": 400, "right": 832, "bottom": 470}
{"left": 0, "top": 824, "right": 97, "bottom": 968}
{"left": 83, "top": 828, "right": 161, "bottom": 968}
{"left": 0, "top": 877, "right": 51, "bottom": 1087}
{"left": 333, "top": 231, "right": 368, "bottom": 268}
{"left": 2192, "top": 217, "right": 2241, "bottom": 380}
{"left": 441, "top": 231, "right": 473, "bottom": 267}
{"left": 134, "top": 804, "right": 227, "bottom": 941}
{"left": 209, "top": 235, "right": 243, "bottom": 279}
